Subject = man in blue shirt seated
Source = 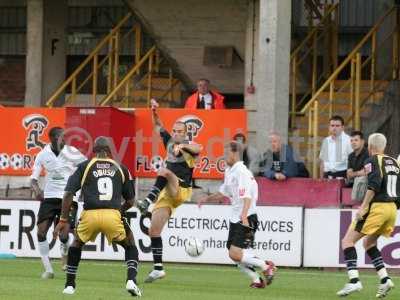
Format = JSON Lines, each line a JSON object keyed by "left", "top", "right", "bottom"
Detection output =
{"left": 262, "top": 133, "right": 305, "bottom": 180}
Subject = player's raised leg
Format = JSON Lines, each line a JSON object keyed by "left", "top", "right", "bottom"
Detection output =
{"left": 363, "top": 235, "right": 395, "bottom": 298}
{"left": 337, "top": 228, "right": 364, "bottom": 297}
{"left": 37, "top": 218, "right": 54, "bottom": 279}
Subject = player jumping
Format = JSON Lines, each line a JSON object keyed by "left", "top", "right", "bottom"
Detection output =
{"left": 198, "top": 141, "right": 276, "bottom": 289}
{"left": 136, "top": 99, "right": 203, "bottom": 283}
{"left": 54, "top": 137, "right": 141, "bottom": 296}
{"left": 337, "top": 133, "right": 398, "bottom": 298}
{"left": 31, "top": 127, "right": 86, "bottom": 278}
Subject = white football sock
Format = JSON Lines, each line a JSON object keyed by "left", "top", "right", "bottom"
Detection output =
{"left": 378, "top": 268, "right": 388, "bottom": 280}
{"left": 38, "top": 241, "right": 53, "bottom": 273}
{"left": 348, "top": 269, "right": 359, "bottom": 281}
{"left": 237, "top": 263, "right": 260, "bottom": 283}
{"left": 241, "top": 250, "right": 268, "bottom": 271}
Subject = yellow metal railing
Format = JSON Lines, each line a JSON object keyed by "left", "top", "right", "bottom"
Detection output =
{"left": 300, "top": 6, "right": 400, "bottom": 178}
{"left": 46, "top": 13, "right": 181, "bottom": 108}
{"left": 46, "top": 13, "right": 137, "bottom": 107}
{"left": 290, "top": 3, "right": 339, "bottom": 127}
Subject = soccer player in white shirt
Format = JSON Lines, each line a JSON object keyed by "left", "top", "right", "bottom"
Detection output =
{"left": 31, "top": 127, "right": 86, "bottom": 279}
{"left": 199, "top": 141, "right": 276, "bottom": 288}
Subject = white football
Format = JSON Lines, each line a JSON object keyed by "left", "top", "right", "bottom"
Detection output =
{"left": 185, "top": 237, "right": 204, "bottom": 257}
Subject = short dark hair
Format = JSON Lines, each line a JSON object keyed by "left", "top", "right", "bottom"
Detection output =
{"left": 233, "top": 133, "right": 246, "bottom": 143}
{"left": 93, "top": 136, "right": 111, "bottom": 154}
{"left": 226, "top": 141, "right": 244, "bottom": 155}
{"left": 48, "top": 127, "right": 63, "bottom": 138}
{"left": 329, "top": 115, "right": 344, "bottom": 125}
{"left": 350, "top": 130, "right": 364, "bottom": 139}
{"left": 197, "top": 78, "right": 210, "bottom": 84}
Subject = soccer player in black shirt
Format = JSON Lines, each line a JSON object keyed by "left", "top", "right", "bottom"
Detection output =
{"left": 136, "top": 99, "right": 203, "bottom": 283}
{"left": 338, "top": 133, "right": 398, "bottom": 298}
{"left": 53, "top": 137, "right": 141, "bottom": 297}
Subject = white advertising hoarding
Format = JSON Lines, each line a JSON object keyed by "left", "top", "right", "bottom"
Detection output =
{"left": 304, "top": 209, "right": 400, "bottom": 268}
{"left": 0, "top": 200, "right": 303, "bottom": 266}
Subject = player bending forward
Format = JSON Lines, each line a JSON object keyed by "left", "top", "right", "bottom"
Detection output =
{"left": 31, "top": 127, "right": 86, "bottom": 278}
{"left": 199, "top": 141, "right": 276, "bottom": 288}
{"left": 337, "top": 133, "right": 398, "bottom": 298}
{"left": 54, "top": 137, "right": 141, "bottom": 296}
{"left": 136, "top": 99, "right": 203, "bottom": 283}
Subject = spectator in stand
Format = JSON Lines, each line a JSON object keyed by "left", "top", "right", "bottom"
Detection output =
{"left": 319, "top": 115, "right": 353, "bottom": 179}
{"left": 184, "top": 78, "right": 225, "bottom": 109}
{"left": 347, "top": 131, "right": 369, "bottom": 186}
{"left": 263, "top": 133, "right": 299, "bottom": 181}
{"left": 233, "top": 133, "right": 261, "bottom": 176}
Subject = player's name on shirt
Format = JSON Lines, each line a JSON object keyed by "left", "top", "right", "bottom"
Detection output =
{"left": 384, "top": 164, "right": 399, "bottom": 174}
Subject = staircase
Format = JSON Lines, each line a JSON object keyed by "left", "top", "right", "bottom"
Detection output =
{"left": 291, "top": 5, "right": 400, "bottom": 178}
{"left": 46, "top": 13, "right": 187, "bottom": 109}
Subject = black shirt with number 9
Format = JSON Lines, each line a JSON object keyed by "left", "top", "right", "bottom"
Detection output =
{"left": 65, "top": 158, "right": 134, "bottom": 210}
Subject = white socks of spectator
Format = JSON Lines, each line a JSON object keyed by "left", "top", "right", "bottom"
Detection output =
{"left": 38, "top": 241, "right": 53, "bottom": 273}
{"left": 241, "top": 250, "right": 268, "bottom": 271}
{"left": 237, "top": 263, "right": 261, "bottom": 283}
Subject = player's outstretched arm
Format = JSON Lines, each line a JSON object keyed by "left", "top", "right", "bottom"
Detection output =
{"left": 197, "top": 192, "right": 225, "bottom": 207}
{"left": 151, "top": 98, "right": 163, "bottom": 133}
{"left": 179, "top": 143, "right": 203, "bottom": 155}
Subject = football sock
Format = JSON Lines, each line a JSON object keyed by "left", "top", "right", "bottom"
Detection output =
{"left": 151, "top": 237, "right": 163, "bottom": 271}
{"left": 241, "top": 250, "right": 268, "bottom": 271}
{"left": 66, "top": 247, "right": 82, "bottom": 288}
{"left": 125, "top": 245, "right": 139, "bottom": 282}
{"left": 366, "top": 246, "right": 390, "bottom": 284}
{"left": 146, "top": 176, "right": 168, "bottom": 203}
{"left": 38, "top": 240, "right": 53, "bottom": 273}
{"left": 237, "top": 263, "right": 261, "bottom": 283}
{"left": 343, "top": 247, "right": 359, "bottom": 283}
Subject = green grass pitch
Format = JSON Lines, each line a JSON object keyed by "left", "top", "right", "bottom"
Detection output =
{"left": 0, "top": 258, "right": 399, "bottom": 300}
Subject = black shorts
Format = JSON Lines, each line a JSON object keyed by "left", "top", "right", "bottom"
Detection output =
{"left": 37, "top": 198, "right": 78, "bottom": 229}
{"left": 227, "top": 214, "right": 258, "bottom": 250}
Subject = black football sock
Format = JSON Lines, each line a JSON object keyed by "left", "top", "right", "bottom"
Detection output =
{"left": 151, "top": 237, "right": 163, "bottom": 271}
{"left": 367, "top": 246, "right": 390, "bottom": 284}
{"left": 343, "top": 247, "right": 359, "bottom": 283}
{"left": 145, "top": 176, "right": 168, "bottom": 203}
{"left": 66, "top": 246, "right": 82, "bottom": 288}
{"left": 125, "top": 245, "right": 139, "bottom": 283}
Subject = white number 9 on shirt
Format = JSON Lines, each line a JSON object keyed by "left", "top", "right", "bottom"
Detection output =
{"left": 97, "top": 177, "right": 113, "bottom": 201}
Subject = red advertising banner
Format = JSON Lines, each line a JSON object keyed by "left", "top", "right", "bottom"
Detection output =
{"left": 133, "top": 109, "right": 247, "bottom": 179}
{"left": 0, "top": 107, "right": 247, "bottom": 179}
{"left": 0, "top": 107, "right": 65, "bottom": 176}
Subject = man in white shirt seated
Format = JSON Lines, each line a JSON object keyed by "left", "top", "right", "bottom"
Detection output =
{"left": 31, "top": 127, "right": 86, "bottom": 279}
{"left": 319, "top": 115, "right": 353, "bottom": 179}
